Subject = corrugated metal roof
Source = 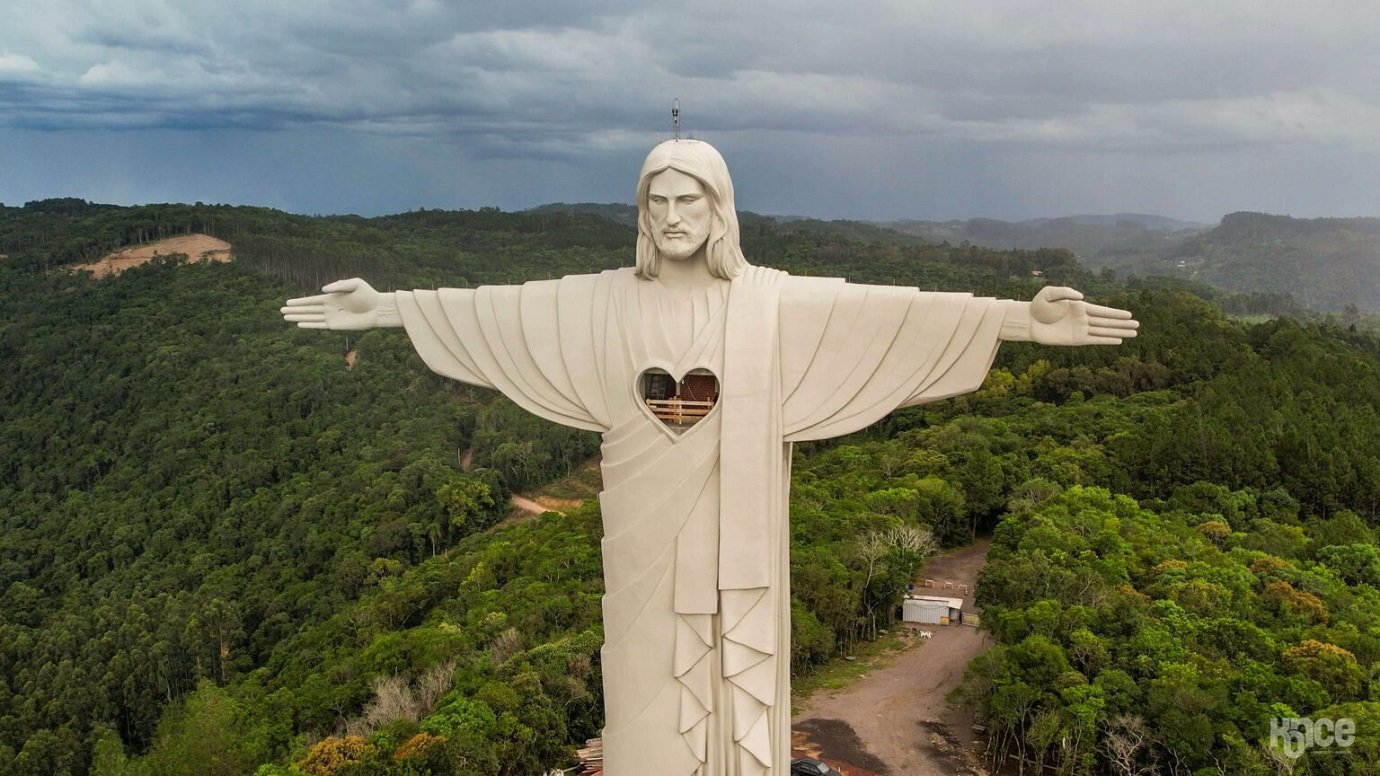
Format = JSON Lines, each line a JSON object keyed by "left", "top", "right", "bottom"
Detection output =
{"left": 904, "top": 594, "right": 964, "bottom": 609}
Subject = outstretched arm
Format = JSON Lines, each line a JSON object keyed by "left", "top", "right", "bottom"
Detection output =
{"left": 1000, "top": 286, "right": 1138, "bottom": 345}
{"left": 280, "top": 278, "right": 403, "bottom": 330}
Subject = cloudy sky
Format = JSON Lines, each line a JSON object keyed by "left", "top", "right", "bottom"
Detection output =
{"left": 3, "top": 1, "right": 1378, "bottom": 223}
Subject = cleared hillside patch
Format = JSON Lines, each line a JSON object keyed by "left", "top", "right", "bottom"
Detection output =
{"left": 72, "top": 233, "right": 232, "bottom": 277}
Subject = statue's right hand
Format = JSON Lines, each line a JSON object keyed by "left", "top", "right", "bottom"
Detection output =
{"left": 281, "top": 277, "right": 383, "bottom": 331}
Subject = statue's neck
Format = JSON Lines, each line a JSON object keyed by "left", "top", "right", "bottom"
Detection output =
{"left": 655, "top": 249, "right": 718, "bottom": 294}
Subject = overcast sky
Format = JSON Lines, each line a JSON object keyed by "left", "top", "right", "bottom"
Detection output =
{"left": 3, "top": 1, "right": 1379, "bottom": 223}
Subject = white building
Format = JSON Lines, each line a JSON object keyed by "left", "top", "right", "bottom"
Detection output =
{"left": 902, "top": 594, "right": 964, "bottom": 625}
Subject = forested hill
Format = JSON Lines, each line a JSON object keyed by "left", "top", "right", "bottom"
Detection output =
{"left": 3, "top": 199, "right": 1380, "bottom": 775}
{"left": 0, "top": 198, "right": 1082, "bottom": 775}
{"left": 1146, "top": 212, "right": 1380, "bottom": 313}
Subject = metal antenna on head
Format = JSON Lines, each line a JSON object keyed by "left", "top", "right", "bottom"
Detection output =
{"left": 672, "top": 98, "right": 681, "bottom": 139}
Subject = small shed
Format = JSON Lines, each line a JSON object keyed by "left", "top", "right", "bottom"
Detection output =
{"left": 902, "top": 594, "right": 964, "bottom": 625}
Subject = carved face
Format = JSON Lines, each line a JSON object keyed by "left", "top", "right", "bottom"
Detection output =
{"left": 646, "top": 169, "right": 712, "bottom": 262}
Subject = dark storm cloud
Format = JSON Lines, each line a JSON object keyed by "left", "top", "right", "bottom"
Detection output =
{"left": 4, "top": 1, "right": 1369, "bottom": 146}
{"left": 2, "top": 1, "right": 1379, "bottom": 220}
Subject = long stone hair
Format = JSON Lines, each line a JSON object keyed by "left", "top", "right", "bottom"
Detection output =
{"left": 634, "top": 139, "right": 749, "bottom": 280}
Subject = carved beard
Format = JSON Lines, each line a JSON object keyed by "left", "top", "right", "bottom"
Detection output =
{"left": 654, "top": 231, "right": 708, "bottom": 262}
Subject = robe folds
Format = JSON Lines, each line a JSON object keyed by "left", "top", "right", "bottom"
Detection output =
{"left": 395, "top": 266, "right": 1008, "bottom": 776}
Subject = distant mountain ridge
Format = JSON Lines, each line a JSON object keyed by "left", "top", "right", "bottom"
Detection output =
{"left": 1027, "top": 213, "right": 1206, "bottom": 230}
{"left": 527, "top": 202, "right": 936, "bottom": 246}
{"left": 876, "top": 213, "right": 1208, "bottom": 261}
{"left": 528, "top": 203, "right": 1208, "bottom": 259}
{"left": 1113, "top": 212, "right": 1380, "bottom": 312}
{"left": 894, "top": 210, "right": 1380, "bottom": 313}
{"left": 526, "top": 204, "right": 1207, "bottom": 240}
{"left": 527, "top": 202, "right": 638, "bottom": 227}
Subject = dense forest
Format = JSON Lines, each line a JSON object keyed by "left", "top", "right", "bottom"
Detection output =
{"left": 2, "top": 199, "right": 1378, "bottom": 774}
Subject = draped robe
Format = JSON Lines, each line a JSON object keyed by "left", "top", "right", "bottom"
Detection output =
{"left": 394, "top": 266, "right": 1009, "bottom": 775}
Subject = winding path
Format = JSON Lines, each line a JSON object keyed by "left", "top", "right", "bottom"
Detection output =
{"left": 792, "top": 540, "right": 993, "bottom": 775}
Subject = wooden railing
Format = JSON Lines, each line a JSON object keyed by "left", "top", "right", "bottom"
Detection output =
{"left": 646, "top": 398, "right": 715, "bottom": 425}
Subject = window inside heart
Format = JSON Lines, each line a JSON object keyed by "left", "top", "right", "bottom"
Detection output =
{"left": 640, "top": 368, "right": 719, "bottom": 430}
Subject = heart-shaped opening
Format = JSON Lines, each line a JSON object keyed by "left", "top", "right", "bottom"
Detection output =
{"left": 639, "top": 368, "right": 720, "bottom": 433}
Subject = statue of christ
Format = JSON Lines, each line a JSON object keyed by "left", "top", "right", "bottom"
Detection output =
{"left": 281, "top": 139, "right": 1138, "bottom": 775}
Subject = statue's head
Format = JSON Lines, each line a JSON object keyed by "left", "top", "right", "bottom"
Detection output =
{"left": 635, "top": 139, "right": 748, "bottom": 280}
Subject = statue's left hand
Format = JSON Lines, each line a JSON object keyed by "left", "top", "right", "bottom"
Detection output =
{"left": 1028, "top": 286, "right": 1139, "bottom": 346}
{"left": 280, "top": 278, "right": 392, "bottom": 330}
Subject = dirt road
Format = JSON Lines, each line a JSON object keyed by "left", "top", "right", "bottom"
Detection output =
{"left": 793, "top": 539, "right": 993, "bottom": 775}
{"left": 504, "top": 490, "right": 585, "bottom": 525}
